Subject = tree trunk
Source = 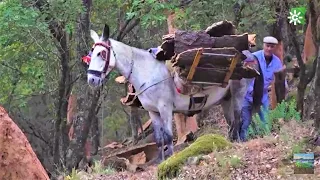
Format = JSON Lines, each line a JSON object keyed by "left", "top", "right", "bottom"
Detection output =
{"left": 33, "top": 0, "right": 73, "bottom": 169}
{"left": 309, "top": 0, "right": 320, "bottom": 130}
{"left": 269, "top": 1, "right": 284, "bottom": 109}
{"left": 297, "top": 82, "right": 306, "bottom": 114}
{"left": 91, "top": 115, "right": 100, "bottom": 155}
{"left": 129, "top": 106, "right": 142, "bottom": 144}
{"left": 284, "top": 0, "right": 318, "bottom": 118}
{"left": 49, "top": 18, "right": 72, "bottom": 172}
{"left": 303, "top": 17, "right": 317, "bottom": 62}
{"left": 302, "top": 16, "right": 318, "bottom": 119}
{"left": 65, "top": 0, "right": 99, "bottom": 172}
{"left": 304, "top": 79, "right": 316, "bottom": 120}
{"left": 313, "top": 47, "right": 320, "bottom": 129}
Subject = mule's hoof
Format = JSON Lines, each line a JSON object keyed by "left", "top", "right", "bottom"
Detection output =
{"left": 164, "top": 149, "right": 173, "bottom": 159}
{"left": 150, "top": 157, "right": 164, "bottom": 165}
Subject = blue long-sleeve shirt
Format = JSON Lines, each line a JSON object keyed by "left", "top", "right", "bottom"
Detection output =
{"left": 244, "top": 50, "right": 283, "bottom": 106}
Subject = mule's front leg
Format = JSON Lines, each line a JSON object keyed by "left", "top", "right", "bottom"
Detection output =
{"left": 159, "top": 104, "right": 174, "bottom": 158}
{"left": 149, "top": 111, "right": 165, "bottom": 163}
{"left": 230, "top": 79, "right": 248, "bottom": 142}
{"left": 222, "top": 80, "right": 246, "bottom": 142}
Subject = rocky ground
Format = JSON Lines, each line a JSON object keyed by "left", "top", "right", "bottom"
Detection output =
{"left": 70, "top": 109, "right": 320, "bottom": 180}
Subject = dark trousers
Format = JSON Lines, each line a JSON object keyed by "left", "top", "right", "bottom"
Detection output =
{"left": 240, "top": 100, "right": 269, "bottom": 141}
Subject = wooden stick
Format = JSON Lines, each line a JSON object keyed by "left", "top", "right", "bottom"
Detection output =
{"left": 187, "top": 48, "right": 203, "bottom": 81}
{"left": 221, "top": 54, "right": 240, "bottom": 87}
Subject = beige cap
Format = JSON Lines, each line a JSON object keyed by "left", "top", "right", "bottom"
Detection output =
{"left": 263, "top": 36, "right": 278, "bottom": 44}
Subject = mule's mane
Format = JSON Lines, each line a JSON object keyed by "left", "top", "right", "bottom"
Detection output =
{"left": 109, "top": 38, "right": 157, "bottom": 63}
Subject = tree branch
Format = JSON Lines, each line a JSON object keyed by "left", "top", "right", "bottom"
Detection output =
{"left": 119, "top": 18, "right": 141, "bottom": 41}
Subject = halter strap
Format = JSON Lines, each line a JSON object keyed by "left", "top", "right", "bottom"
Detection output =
{"left": 94, "top": 41, "right": 111, "bottom": 50}
{"left": 94, "top": 40, "right": 111, "bottom": 73}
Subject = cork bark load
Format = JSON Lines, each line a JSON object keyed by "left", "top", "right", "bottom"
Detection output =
{"left": 157, "top": 30, "right": 250, "bottom": 61}
{"left": 155, "top": 21, "right": 258, "bottom": 85}
{"left": 0, "top": 106, "right": 49, "bottom": 180}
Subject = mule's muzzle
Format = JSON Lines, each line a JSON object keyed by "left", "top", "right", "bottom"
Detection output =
{"left": 87, "top": 73, "right": 103, "bottom": 87}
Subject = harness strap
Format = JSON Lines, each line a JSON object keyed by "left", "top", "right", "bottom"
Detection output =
{"left": 188, "top": 95, "right": 209, "bottom": 111}
{"left": 134, "top": 76, "right": 172, "bottom": 96}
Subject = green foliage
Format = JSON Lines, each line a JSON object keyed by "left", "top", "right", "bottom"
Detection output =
{"left": 248, "top": 99, "right": 301, "bottom": 139}
{"left": 170, "top": 0, "right": 276, "bottom": 33}
{"left": 157, "top": 134, "right": 231, "bottom": 179}
{"left": 0, "top": 0, "right": 86, "bottom": 109}
{"left": 126, "top": 0, "right": 174, "bottom": 28}
{"left": 0, "top": 0, "right": 52, "bottom": 108}
{"left": 216, "top": 154, "right": 243, "bottom": 169}
{"left": 92, "top": 160, "right": 115, "bottom": 175}
{"left": 91, "top": 0, "right": 172, "bottom": 33}
{"left": 64, "top": 168, "right": 80, "bottom": 180}
{"left": 291, "top": 140, "right": 305, "bottom": 155}
{"left": 103, "top": 109, "right": 128, "bottom": 140}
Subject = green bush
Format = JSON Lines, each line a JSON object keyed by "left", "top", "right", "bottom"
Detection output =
{"left": 248, "top": 98, "right": 301, "bottom": 139}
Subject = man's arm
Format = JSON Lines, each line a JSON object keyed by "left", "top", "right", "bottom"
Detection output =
{"left": 274, "top": 58, "right": 286, "bottom": 73}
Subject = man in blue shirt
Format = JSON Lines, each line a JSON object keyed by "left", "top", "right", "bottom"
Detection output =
{"left": 240, "top": 36, "right": 285, "bottom": 142}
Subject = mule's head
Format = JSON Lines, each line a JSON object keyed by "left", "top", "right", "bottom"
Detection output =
{"left": 84, "top": 24, "right": 116, "bottom": 87}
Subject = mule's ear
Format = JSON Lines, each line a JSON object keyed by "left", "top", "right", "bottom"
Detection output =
{"left": 101, "top": 24, "right": 110, "bottom": 41}
{"left": 90, "top": 30, "right": 99, "bottom": 42}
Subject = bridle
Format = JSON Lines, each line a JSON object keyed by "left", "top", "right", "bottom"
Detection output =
{"left": 82, "top": 38, "right": 172, "bottom": 96}
{"left": 82, "top": 40, "right": 114, "bottom": 77}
